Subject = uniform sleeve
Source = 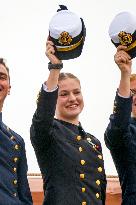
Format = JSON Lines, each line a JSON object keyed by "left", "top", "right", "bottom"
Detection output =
{"left": 104, "top": 93, "right": 132, "bottom": 148}
{"left": 17, "top": 139, "right": 33, "bottom": 204}
{"left": 30, "top": 86, "right": 58, "bottom": 152}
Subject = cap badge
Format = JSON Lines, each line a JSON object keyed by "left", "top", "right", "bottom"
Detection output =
{"left": 58, "top": 31, "right": 73, "bottom": 45}
{"left": 118, "top": 31, "right": 133, "bottom": 46}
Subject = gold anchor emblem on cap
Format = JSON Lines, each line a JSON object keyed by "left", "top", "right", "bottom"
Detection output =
{"left": 118, "top": 31, "right": 133, "bottom": 46}
{"left": 58, "top": 31, "right": 73, "bottom": 45}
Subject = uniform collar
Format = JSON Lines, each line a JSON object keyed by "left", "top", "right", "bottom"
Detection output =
{"left": 55, "top": 118, "right": 87, "bottom": 138}
{"left": 55, "top": 118, "right": 79, "bottom": 129}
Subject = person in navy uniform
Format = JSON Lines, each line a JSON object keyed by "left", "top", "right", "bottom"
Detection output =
{"left": 30, "top": 39, "right": 107, "bottom": 205}
{"left": 0, "top": 58, "right": 33, "bottom": 204}
{"left": 104, "top": 45, "right": 136, "bottom": 205}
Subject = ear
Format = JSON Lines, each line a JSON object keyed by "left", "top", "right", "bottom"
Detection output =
{"left": 8, "top": 85, "right": 11, "bottom": 95}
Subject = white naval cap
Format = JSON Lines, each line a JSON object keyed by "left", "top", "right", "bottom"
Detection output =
{"left": 109, "top": 11, "right": 136, "bottom": 58}
{"left": 49, "top": 5, "right": 86, "bottom": 60}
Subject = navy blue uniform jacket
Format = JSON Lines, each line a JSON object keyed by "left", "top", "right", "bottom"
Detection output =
{"left": 30, "top": 87, "right": 106, "bottom": 205}
{"left": 105, "top": 93, "right": 136, "bottom": 205}
{"left": 0, "top": 113, "right": 33, "bottom": 205}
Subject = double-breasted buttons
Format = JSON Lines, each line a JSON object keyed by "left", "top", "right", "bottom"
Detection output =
{"left": 98, "top": 155, "right": 102, "bottom": 159}
{"left": 80, "top": 160, "right": 86, "bottom": 165}
{"left": 13, "top": 167, "right": 17, "bottom": 173}
{"left": 4, "top": 130, "right": 19, "bottom": 197}
{"left": 14, "top": 144, "right": 20, "bottom": 150}
{"left": 77, "top": 136, "right": 87, "bottom": 203}
{"left": 80, "top": 174, "right": 85, "bottom": 179}
{"left": 76, "top": 135, "right": 81, "bottom": 141}
{"left": 12, "top": 139, "right": 19, "bottom": 174}
{"left": 96, "top": 193, "right": 100, "bottom": 198}
{"left": 98, "top": 167, "right": 103, "bottom": 172}
{"left": 10, "top": 136, "right": 15, "bottom": 140}
{"left": 79, "top": 147, "right": 83, "bottom": 152}
{"left": 82, "top": 187, "right": 86, "bottom": 192}
{"left": 96, "top": 179, "right": 101, "bottom": 185}
{"left": 75, "top": 133, "right": 104, "bottom": 203}
{"left": 13, "top": 157, "right": 18, "bottom": 163}
{"left": 12, "top": 137, "right": 19, "bottom": 188}
{"left": 13, "top": 179, "right": 17, "bottom": 185}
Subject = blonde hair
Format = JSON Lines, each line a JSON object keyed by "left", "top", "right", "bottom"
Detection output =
{"left": 58, "top": 72, "right": 80, "bottom": 85}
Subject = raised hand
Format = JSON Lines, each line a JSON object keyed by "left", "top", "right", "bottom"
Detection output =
{"left": 114, "top": 45, "right": 132, "bottom": 75}
{"left": 45, "top": 39, "right": 61, "bottom": 64}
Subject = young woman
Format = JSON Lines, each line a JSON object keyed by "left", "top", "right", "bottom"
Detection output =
{"left": 30, "top": 40, "right": 106, "bottom": 205}
{"left": 104, "top": 45, "right": 136, "bottom": 205}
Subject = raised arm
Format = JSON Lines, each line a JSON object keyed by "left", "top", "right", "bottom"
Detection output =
{"left": 105, "top": 45, "right": 132, "bottom": 148}
{"left": 114, "top": 45, "right": 132, "bottom": 97}
{"left": 30, "top": 39, "right": 63, "bottom": 151}
{"left": 45, "top": 40, "right": 62, "bottom": 90}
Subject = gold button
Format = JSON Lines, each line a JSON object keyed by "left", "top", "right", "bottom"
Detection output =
{"left": 98, "top": 155, "right": 102, "bottom": 159}
{"left": 96, "top": 180, "right": 101, "bottom": 185}
{"left": 80, "top": 160, "right": 85, "bottom": 165}
{"left": 13, "top": 167, "right": 17, "bottom": 172}
{"left": 10, "top": 136, "right": 15, "bottom": 140}
{"left": 96, "top": 193, "right": 100, "bottom": 198}
{"left": 13, "top": 179, "right": 17, "bottom": 185}
{"left": 98, "top": 167, "right": 103, "bottom": 172}
{"left": 13, "top": 193, "right": 17, "bottom": 197}
{"left": 13, "top": 157, "right": 18, "bottom": 163}
{"left": 76, "top": 135, "right": 81, "bottom": 141}
{"left": 79, "top": 147, "right": 83, "bottom": 152}
{"left": 14, "top": 144, "right": 19, "bottom": 150}
{"left": 82, "top": 202, "right": 86, "bottom": 205}
{"left": 80, "top": 174, "right": 85, "bottom": 179}
{"left": 82, "top": 187, "right": 86, "bottom": 192}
